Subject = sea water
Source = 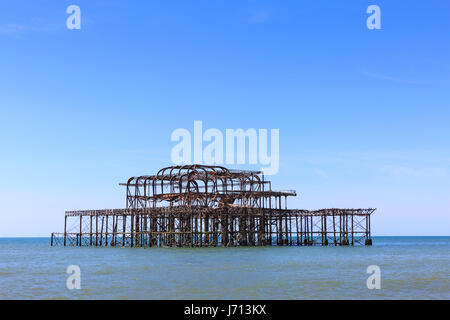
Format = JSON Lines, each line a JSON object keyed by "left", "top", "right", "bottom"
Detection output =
{"left": 0, "top": 237, "right": 448, "bottom": 299}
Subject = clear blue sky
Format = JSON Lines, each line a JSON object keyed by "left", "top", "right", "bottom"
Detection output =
{"left": 0, "top": 0, "right": 449, "bottom": 236}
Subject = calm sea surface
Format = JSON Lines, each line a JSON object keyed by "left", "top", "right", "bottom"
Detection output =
{"left": 0, "top": 237, "right": 448, "bottom": 299}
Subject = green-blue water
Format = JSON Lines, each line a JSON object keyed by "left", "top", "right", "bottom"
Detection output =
{"left": 0, "top": 237, "right": 448, "bottom": 299}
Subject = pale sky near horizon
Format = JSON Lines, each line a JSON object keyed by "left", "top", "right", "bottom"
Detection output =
{"left": 0, "top": 0, "right": 449, "bottom": 236}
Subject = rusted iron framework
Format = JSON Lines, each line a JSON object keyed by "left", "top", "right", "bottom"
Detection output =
{"left": 51, "top": 165, "right": 374, "bottom": 247}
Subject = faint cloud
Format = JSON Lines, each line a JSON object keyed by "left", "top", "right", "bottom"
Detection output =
{"left": 0, "top": 24, "right": 30, "bottom": 36}
{"left": 286, "top": 151, "right": 449, "bottom": 181}
{"left": 378, "top": 164, "right": 446, "bottom": 178}
{"left": 360, "top": 70, "right": 429, "bottom": 85}
{"left": 0, "top": 19, "right": 62, "bottom": 37}
{"left": 312, "top": 169, "right": 328, "bottom": 179}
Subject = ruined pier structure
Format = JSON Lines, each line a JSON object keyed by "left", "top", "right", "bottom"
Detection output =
{"left": 51, "top": 165, "right": 374, "bottom": 247}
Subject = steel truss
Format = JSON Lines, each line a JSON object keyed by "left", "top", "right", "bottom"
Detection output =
{"left": 51, "top": 165, "right": 374, "bottom": 247}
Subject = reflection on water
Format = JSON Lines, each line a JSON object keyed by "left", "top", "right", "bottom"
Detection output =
{"left": 0, "top": 237, "right": 449, "bottom": 299}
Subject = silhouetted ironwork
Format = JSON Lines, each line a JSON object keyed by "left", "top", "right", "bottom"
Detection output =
{"left": 51, "top": 165, "right": 374, "bottom": 247}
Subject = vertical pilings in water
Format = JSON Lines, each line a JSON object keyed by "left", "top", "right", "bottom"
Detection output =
{"left": 53, "top": 208, "right": 374, "bottom": 247}
{"left": 63, "top": 215, "right": 67, "bottom": 246}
